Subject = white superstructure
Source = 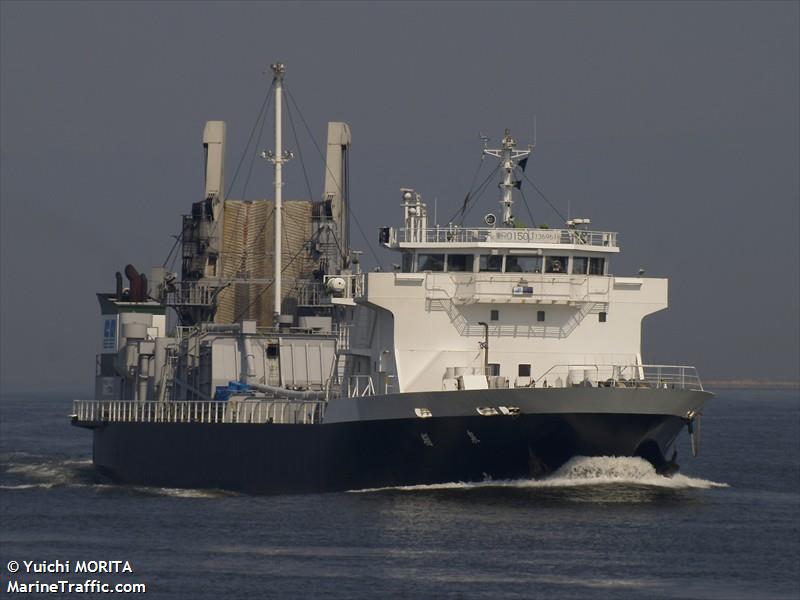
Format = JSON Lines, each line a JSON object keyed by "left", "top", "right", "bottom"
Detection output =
{"left": 336, "top": 130, "right": 669, "bottom": 396}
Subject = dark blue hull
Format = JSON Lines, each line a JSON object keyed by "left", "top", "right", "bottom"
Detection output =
{"left": 86, "top": 413, "right": 686, "bottom": 494}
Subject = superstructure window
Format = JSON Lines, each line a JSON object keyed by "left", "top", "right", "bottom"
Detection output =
{"left": 487, "top": 363, "right": 500, "bottom": 376}
{"left": 490, "top": 309, "right": 499, "bottom": 321}
{"left": 402, "top": 253, "right": 413, "bottom": 273}
{"left": 518, "top": 364, "right": 531, "bottom": 377}
{"left": 207, "top": 254, "right": 218, "bottom": 277}
{"left": 599, "top": 311, "right": 607, "bottom": 323}
{"left": 537, "top": 310, "right": 545, "bottom": 322}
{"left": 545, "top": 256, "right": 568, "bottom": 273}
{"left": 447, "top": 254, "right": 474, "bottom": 272}
{"left": 479, "top": 255, "right": 503, "bottom": 272}
{"left": 418, "top": 254, "right": 444, "bottom": 272}
{"left": 589, "top": 257, "right": 605, "bottom": 275}
{"left": 505, "top": 255, "right": 542, "bottom": 273}
{"left": 572, "top": 256, "right": 588, "bottom": 275}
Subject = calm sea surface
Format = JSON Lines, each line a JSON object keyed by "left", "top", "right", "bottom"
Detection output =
{"left": 1, "top": 390, "right": 798, "bottom": 599}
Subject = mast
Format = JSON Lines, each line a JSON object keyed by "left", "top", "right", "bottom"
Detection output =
{"left": 260, "top": 62, "right": 294, "bottom": 327}
{"left": 483, "top": 129, "right": 531, "bottom": 226}
{"left": 272, "top": 62, "right": 284, "bottom": 327}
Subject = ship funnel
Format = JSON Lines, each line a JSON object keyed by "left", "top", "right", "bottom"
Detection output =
{"left": 323, "top": 122, "right": 352, "bottom": 269}
{"left": 124, "top": 265, "right": 147, "bottom": 302}
{"left": 202, "top": 121, "right": 226, "bottom": 202}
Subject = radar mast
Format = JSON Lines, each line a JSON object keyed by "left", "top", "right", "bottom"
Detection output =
{"left": 483, "top": 129, "right": 531, "bottom": 226}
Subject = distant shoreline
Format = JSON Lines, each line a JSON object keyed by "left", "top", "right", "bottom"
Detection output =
{"left": 703, "top": 380, "right": 800, "bottom": 390}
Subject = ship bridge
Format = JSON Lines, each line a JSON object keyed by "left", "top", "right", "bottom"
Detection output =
{"left": 379, "top": 188, "right": 619, "bottom": 281}
{"left": 328, "top": 186, "right": 664, "bottom": 395}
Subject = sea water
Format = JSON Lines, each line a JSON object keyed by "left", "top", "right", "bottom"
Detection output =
{"left": 1, "top": 390, "right": 798, "bottom": 599}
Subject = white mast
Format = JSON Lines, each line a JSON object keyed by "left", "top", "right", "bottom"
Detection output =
{"left": 261, "top": 62, "right": 292, "bottom": 327}
{"left": 273, "top": 62, "right": 284, "bottom": 327}
{"left": 483, "top": 129, "right": 531, "bottom": 226}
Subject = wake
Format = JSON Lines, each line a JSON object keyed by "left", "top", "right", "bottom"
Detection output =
{"left": 0, "top": 453, "right": 234, "bottom": 498}
{"left": 0, "top": 453, "right": 95, "bottom": 490}
{"left": 350, "top": 456, "right": 728, "bottom": 493}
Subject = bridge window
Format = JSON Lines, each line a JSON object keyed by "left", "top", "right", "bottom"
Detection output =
{"left": 572, "top": 256, "right": 588, "bottom": 275}
{"left": 402, "top": 253, "right": 413, "bottom": 273}
{"left": 418, "top": 254, "right": 445, "bottom": 272}
{"left": 505, "top": 255, "right": 542, "bottom": 273}
{"left": 447, "top": 254, "right": 474, "bottom": 272}
{"left": 479, "top": 255, "right": 503, "bottom": 272}
{"left": 589, "top": 257, "right": 605, "bottom": 275}
{"left": 545, "top": 256, "right": 568, "bottom": 273}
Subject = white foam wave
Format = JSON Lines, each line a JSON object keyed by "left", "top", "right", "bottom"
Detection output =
{"left": 0, "top": 483, "right": 56, "bottom": 491}
{"left": 130, "top": 486, "right": 235, "bottom": 499}
{"left": 1, "top": 457, "right": 95, "bottom": 488}
{"left": 350, "top": 456, "right": 728, "bottom": 493}
{"left": 1, "top": 454, "right": 233, "bottom": 497}
{"left": 539, "top": 456, "right": 728, "bottom": 489}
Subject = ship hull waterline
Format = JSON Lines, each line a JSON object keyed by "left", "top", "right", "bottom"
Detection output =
{"left": 76, "top": 389, "right": 711, "bottom": 494}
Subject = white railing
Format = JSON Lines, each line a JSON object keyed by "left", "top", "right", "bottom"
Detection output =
{"left": 533, "top": 364, "right": 704, "bottom": 391}
{"left": 296, "top": 282, "right": 330, "bottom": 306}
{"left": 72, "top": 399, "right": 326, "bottom": 425}
{"left": 348, "top": 375, "right": 375, "bottom": 397}
{"left": 446, "top": 273, "right": 612, "bottom": 305}
{"left": 388, "top": 226, "right": 618, "bottom": 248}
{"left": 324, "top": 273, "right": 365, "bottom": 300}
{"left": 165, "top": 281, "right": 222, "bottom": 306}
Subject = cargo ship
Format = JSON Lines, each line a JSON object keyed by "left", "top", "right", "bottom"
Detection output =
{"left": 71, "top": 63, "right": 711, "bottom": 494}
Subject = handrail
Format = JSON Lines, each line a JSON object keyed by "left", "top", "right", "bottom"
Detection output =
{"left": 165, "top": 281, "right": 222, "bottom": 307}
{"left": 72, "top": 399, "right": 326, "bottom": 425}
{"left": 387, "top": 226, "right": 618, "bottom": 248}
{"left": 323, "top": 273, "right": 365, "bottom": 300}
{"left": 533, "top": 363, "right": 704, "bottom": 391}
{"left": 347, "top": 375, "right": 375, "bottom": 397}
{"left": 447, "top": 273, "right": 612, "bottom": 304}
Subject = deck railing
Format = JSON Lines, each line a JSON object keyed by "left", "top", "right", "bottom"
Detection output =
{"left": 72, "top": 399, "right": 326, "bottom": 425}
{"left": 445, "top": 273, "right": 613, "bottom": 305}
{"left": 347, "top": 375, "right": 375, "bottom": 397}
{"left": 388, "top": 226, "right": 618, "bottom": 248}
{"left": 164, "top": 281, "right": 222, "bottom": 307}
{"left": 533, "top": 364, "right": 704, "bottom": 391}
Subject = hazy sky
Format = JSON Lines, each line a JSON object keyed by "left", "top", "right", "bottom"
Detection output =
{"left": 1, "top": 1, "right": 798, "bottom": 392}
